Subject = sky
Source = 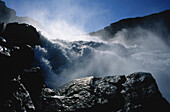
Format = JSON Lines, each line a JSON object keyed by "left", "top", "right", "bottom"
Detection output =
{"left": 3, "top": 0, "right": 170, "bottom": 33}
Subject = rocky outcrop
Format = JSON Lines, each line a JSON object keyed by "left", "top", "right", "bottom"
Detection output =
{"left": 0, "top": 23, "right": 43, "bottom": 111}
{"left": 89, "top": 10, "right": 170, "bottom": 43}
{"left": 38, "top": 72, "right": 170, "bottom": 112}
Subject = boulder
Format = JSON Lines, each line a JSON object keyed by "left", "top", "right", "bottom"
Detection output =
{"left": 2, "top": 22, "right": 40, "bottom": 47}
{"left": 37, "top": 72, "right": 170, "bottom": 112}
{"left": 121, "top": 72, "right": 170, "bottom": 112}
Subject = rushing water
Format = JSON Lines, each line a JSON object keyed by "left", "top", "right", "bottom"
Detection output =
{"left": 33, "top": 28, "right": 170, "bottom": 102}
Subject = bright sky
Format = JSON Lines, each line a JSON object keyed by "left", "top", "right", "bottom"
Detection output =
{"left": 4, "top": 0, "right": 170, "bottom": 33}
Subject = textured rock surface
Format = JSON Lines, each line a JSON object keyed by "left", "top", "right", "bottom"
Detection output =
{"left": 37, "top": 73, "right": 170, "bottom": 112}
{"left": 0, "top": 5, "right": 42, "bottom": 110}
{"left": 0, "top": 22, "right": 41, "bottom": 112}
{"left": 0, "top": 80, "right": 35, "bottom": 112}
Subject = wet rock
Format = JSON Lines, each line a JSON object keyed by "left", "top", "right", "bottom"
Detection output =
{"left": 0, "top": 36, "right": 35, "bottom": 105}
{"left": 121, "top": 72, "right": 170, "bottom": 112}
{"left": 0, "top": 8, "right": 42, "bottom": 110}
{"left": 37, "top": 73, "right": 170, "bottom": 112}
{"left": 0, "top": 80, "right": 35, "bottom": 112}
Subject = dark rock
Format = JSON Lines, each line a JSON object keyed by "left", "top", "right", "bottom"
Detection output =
{"left": 121, "top": 72, "right": 170, "bottom": 112}
{"left": 0, "top": 44, "right": 34, "bottom": 78}
{"left": 0, "top": 36, "right": 41, "bottom": 111}
{"left": 0, "top": 5, "right": 43, "bottom": 110}
{"left": 2, "top": 22, "right": 40, "bottom": 47}
{"left": 37, "top": 72, "right": 170, "bottom": 112}
{"left": 0, "top": 80, "right": 35, "bottom": 112}
{"left": 11, "top": 45, "right": 34, "bottom": 71}
{"left": 21, "top": 67, "right": 44, "bottom": 107}
{"left": 0, "top": 36, "right": 35, "bottom": 103}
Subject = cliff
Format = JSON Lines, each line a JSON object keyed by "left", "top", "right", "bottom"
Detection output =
{"left": 89, "top": 10, "right": 170, "bottom": 44}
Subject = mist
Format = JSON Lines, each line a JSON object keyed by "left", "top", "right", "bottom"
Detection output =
{"left": 15, "top": 0, "right": 107, "bottom": 42}
{"left": 32, "top": 26, "right": 170, "bottom": 102}
{"left": 4, "top": 0, "right": 169, "bottom": 102}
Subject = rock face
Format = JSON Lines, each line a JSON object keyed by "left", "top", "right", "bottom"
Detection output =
{"left": 0, "top": 22, "right": 43, "bottom": 111}
{"left": 89, "top": 10, "right": 170, "bottom": 43}
{"left": 38, "top": 72, "right": 170, "bottom": 112}
{"left": 0, "top": 22, "right": 37, "bottom": 76}
{"left": 0, "top": 40, "right": 36, "bottom": 111}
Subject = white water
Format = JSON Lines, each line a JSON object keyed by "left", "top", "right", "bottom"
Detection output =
{"left": 33, "top": 27, "right": 170, "bottom": 102}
